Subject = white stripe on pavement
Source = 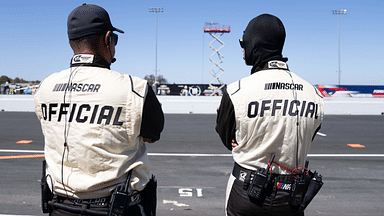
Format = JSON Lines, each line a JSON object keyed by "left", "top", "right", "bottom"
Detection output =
{"left": 1, "top": 149, "right": 384, "bottom": 157}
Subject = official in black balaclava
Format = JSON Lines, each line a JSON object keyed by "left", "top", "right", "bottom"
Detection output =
{"left": 241, "top": 14, "right": 288, "bottom": 74}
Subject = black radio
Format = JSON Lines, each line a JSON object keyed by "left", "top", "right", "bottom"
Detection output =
{"left": 247, "top": 168, "right": 268, "bottom": 199}
{"left": 108, "top": 186, "right": 130, "bottom": 216}
{"left": 247, "top": 154, "right": 275, "bottom": 200}
{"left": 108, "top": 170, "right": 133, "bottom": 216}
{"left": 289, "top": 177, "right": 307, "bottom": 206}
{"left": 41, "top": 160, "right": 53, "bottom": 213}
{"left": 289, "top": 160, "right": 310, "bottom": 206}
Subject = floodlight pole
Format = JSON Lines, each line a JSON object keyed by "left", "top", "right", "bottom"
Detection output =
{"left": 332, "top": 9, "right": 347, "bottom": 85}
{"left": 149, "top": 7, "right": 163, "bottom": 85}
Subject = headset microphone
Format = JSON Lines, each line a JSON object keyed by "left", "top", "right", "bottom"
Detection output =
{"left": 111, "top": 58, "right": 116, "bottom": 63}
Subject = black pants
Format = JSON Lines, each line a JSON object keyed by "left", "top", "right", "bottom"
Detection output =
{"left": 50, "top": 203, "right": 146, "bottom": 216}
{"left": 49, "top": 195, "right": 147, "bottom": 216}
{"left": 226, "top": 174, "right": 304, "bottom": 216}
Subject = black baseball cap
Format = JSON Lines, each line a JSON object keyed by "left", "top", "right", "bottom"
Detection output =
{"left": 67, "top": 3, "right": 124, "bottom": 40}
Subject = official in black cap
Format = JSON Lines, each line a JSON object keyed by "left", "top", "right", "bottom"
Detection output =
{"left": 216, "top": 14, "right": 324, "bottom": 215}
{"left": 67, "top": 3, "right": 124, "bottom": 65}
{"left": 67, "top": 4, "right": 124, "bottom": 40}
{"left": 35, "top": 4, "right": 164, "bottom": 216}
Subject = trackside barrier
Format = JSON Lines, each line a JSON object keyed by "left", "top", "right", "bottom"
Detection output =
{"left": 1, "top": 95, "right": 384, "bottom": 115}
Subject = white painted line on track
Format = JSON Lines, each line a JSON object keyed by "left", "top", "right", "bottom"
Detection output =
{"left": 308, "top": 154, "right": 384, "bottom": 157}
{"left": 1, "top": 150, "right": 384, "bottom": 157}
{"left": 163, "top": 200, "right": 189, "bottom": 207}
{"left": 149, "top": 153, "right": 231, "bottom": 157}
{"left": 316, "top": 132, "right": 327, "bottom": 137}
{"left": 148, "top": 153, "right": 384, "bottom": 157}
{"left": 0, "top": 149, "right": 44, "bottom": 153}
{"left": 158, "top": 186, "right": 215, "bottom": 189}
{"left": 0, "top": 215, "right": 33, "bottom": 216}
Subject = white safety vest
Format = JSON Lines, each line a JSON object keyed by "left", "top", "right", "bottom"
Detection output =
{"left": 34, "top": 57, "right": 150, "bottom": 199}
{"left": 226, "top": 61, "right": 324, "bottom": 174}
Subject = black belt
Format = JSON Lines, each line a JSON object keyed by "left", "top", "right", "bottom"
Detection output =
{"left": 232, "top": 162, "right": 260, "bottom": 190}
{"left": 56, "top": 191, "right": 142, "bottom": 208}
{"left": 232, "top": 162, "right": 255, "bottom": 182}
{"left": 56, "top": 195, "right": 111, "bottom": 207}
{"left": 232, "top": 162, "right": 296, "bottom": 190}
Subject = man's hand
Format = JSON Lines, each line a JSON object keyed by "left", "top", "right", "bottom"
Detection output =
{"left": 231, "top": 139, "right": 238, "bottom": 149}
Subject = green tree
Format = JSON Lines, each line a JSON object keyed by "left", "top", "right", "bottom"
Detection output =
{"left": 0, "top": 75, "right": 11, "bottom": 85}
{"left": 144, "top": 74, "right": 168, "bottom": 86}
{"left": 13, "top": 77, "right": 20, "bottom": 83}
{"left": 157, "top": 75, "right": 168, "bottom": 84}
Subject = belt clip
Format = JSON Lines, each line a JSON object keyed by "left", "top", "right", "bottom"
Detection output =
{"left": 80, "top": 203, "right": 88, "bottom": 215}
{"left": 243, "top": 172, "right": 253, "bottom": 190}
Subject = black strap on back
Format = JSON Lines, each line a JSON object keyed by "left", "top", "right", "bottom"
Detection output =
{"left": 124, "top": 169, "right": 133, "bottom": 193}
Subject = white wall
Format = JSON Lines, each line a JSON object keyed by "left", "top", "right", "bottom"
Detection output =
{"left": 1, "top": 95, "right": 384, "bottom": 115}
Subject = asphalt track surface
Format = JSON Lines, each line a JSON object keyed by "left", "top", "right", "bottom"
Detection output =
{"left": 1, "top": 112, "right": 384, "bottom": 216}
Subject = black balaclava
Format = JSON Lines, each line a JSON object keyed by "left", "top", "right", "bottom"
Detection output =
{"left": 242, "top": 14, "right": 288, "bottom": 74}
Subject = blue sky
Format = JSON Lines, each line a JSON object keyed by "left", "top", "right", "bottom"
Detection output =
{"left": 1, "top": 0, "right": 383, "bottom": 85}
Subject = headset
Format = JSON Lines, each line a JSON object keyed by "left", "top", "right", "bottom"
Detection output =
{"left": 61, "top": 64, "right": 80, "bottom": 200}
{"left": 284, "top": 68, "right": 326, "bottom": 209}
{"left": 108, "top": 32, "right": 117, "bottom": 63}
{"left": 284, "top": 68, "right": 301, "bottom": 169}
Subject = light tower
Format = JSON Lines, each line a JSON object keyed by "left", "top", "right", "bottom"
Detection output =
{"left": 149, "top": 7, "right": 163, "bottom": 85}
{"left": 332, "top": 9, "right": 347, "bottom": 85}
{"left": 204, "top": 22, "right": 230, "bottom": 96}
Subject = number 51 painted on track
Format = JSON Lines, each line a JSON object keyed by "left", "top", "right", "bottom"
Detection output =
{"left": 178, "top": 188, "right": 203, "bottom": 197}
